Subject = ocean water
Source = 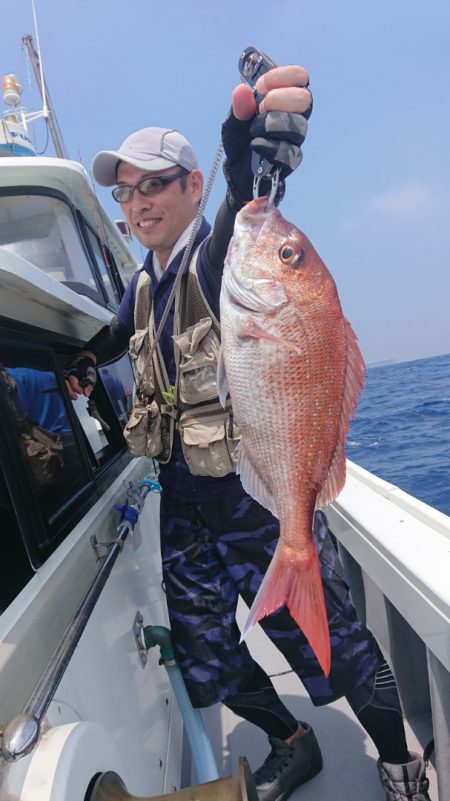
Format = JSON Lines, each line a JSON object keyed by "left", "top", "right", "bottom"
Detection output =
{"left": 346, "top": 352, "right": 450, "bottom": 517}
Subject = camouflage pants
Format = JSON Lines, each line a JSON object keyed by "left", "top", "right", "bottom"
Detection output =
{"left": 160, "top": 487, "right": 383, "bottom": 708}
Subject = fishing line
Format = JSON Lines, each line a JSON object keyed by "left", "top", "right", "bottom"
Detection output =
{"left": 148, "top": 140, "right": 224, "bottom": 361}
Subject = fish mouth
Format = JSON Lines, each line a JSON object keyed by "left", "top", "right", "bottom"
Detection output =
{"left": 243, "top": 196, "right": 270, "bottom": 215}
{"left": 237, "top": 197, "right": 273, "bottom": 231}
{"left": 235, "top": 196, "right": 280, "bottom": 244}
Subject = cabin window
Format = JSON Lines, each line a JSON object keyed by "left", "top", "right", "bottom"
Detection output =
{"left": 0, "top": 332, "right": 134, "bottom": 572}
{"left": 0, "top": 193, "right": 105, "bottom": 303}
{"left": 0, "top": 350, "right": 91, "bottom": 523}
{"left": 98, "top": 359, "right": 134, "bottom": 429}
{"left": 84, "top": 225, "right": 121, "bottom": 309}
{"left": 70, "top": 356, "right": 134, "bottom": 461}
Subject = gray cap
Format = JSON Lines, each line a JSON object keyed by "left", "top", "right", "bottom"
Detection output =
{"left": 91, "top": 127, "right": 198, "bottom": 186}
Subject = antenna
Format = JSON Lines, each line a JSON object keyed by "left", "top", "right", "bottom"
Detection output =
{"left": 21, "top": 34, "right": 67, "bottom": 158}
{"left": 30, "top": 0, "right": 47, "bottom": 118}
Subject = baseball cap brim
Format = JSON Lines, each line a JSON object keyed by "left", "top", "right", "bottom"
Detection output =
{"left": 91, "top": 150, "right": 177, "bottom": 187}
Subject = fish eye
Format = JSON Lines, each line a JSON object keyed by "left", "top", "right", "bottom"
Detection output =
{"left": 278, "top": 243, "right": 304, "bottom": 268}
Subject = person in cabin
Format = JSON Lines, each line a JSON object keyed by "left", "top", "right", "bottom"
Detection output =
{"left": 66, "top": 64, "right": 431, "bottom": 801}
{"left": 4, "top": 366, "right": 72, "bottom": 435}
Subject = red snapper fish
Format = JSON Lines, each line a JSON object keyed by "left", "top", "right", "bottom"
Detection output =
{"left": 217, "top": 196, "right": 365, "bottom": 676}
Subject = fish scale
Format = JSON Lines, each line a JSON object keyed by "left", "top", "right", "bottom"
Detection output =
{"left": 218, "top": 197, "right": 365, "bottom": 676}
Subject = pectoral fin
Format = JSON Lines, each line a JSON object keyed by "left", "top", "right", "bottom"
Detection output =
{"left": 235, "top": 317, "right": 304, "bottom": 355}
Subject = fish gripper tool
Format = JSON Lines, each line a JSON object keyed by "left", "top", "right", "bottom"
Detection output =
{"left": 238, "top": 46, "right": 284, "bottom": 205}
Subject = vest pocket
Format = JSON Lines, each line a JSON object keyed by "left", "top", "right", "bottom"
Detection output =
{"left": 178, "top": 409, "right": 240, "bottom": 477}
{"left": 128, "top": 328, "right": 155, "bottom": 396}
{"left": 173, "top": 318, "right": 220, "bottom": 405}
{"left": 123, "top": 400, "right": 162, "bottom": 458}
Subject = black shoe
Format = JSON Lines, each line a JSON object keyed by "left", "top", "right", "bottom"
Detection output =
{"left": 253, "top": 722, "right": 323, "bottom": 801}
{"left": 377, "top": 752, "right": 432, "bottom": 800}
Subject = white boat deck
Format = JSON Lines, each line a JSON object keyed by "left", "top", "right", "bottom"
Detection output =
{"left": 202, "top": 601, "right": 439, "bottom": 801}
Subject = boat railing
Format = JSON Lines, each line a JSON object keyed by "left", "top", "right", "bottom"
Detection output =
{"left": 0, "top": 480, "right": 154, "bottom": 763}
{"left": 328, "top": 460, "right": 450, "bottom": 801}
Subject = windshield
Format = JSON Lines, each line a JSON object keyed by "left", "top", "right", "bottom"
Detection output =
{"left": 0, "top": 193, "right": 113, "bottom": 305}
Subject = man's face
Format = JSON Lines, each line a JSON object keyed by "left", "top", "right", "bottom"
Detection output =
{"left": 116, "top": 163, "right": 203, "bottom": 267}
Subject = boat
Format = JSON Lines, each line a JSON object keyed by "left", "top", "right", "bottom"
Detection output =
{"left": 0, "top": 40, "right": 194, "bottom": 801}
{"left": 0, "top": 34, "right": 448, "bottom": 801}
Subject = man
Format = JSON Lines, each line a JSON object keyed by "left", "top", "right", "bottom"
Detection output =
{"left": 66, "top": 65, "right": 431, "bottom": 801}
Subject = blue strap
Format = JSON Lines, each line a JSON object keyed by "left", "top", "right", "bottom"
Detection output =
{"left": 139, "top": 478, "right": 162, "bottom": 493}
{"left": 113, "top": 501, "right": 140, "bottom": 528}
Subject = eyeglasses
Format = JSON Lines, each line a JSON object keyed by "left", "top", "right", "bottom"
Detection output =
{"left": 112, "top": 169, "right": 189, "bottom": 203}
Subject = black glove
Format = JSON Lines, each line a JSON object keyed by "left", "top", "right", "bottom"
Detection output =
{"left": 65, "top": 354, "right": 97, "bottom": 390}
{"left": 222, "top": 103, "right": 311, "bottom": 211}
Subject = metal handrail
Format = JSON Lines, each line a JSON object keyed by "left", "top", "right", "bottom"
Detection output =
{"left": 0, "top": 480, "right": 153, "bottom": 762}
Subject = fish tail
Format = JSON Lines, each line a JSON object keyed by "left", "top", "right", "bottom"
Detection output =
{"left": 241, "top": 544, "right": 331, "bottom": 676}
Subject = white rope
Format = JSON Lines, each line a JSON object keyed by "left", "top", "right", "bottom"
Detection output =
{"left": 150, "top": 141, "right": 224, "bottom": 357}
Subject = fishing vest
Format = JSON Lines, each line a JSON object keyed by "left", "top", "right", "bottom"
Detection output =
{"left": 123, "top": 244, "right": 241, "bottom": 477}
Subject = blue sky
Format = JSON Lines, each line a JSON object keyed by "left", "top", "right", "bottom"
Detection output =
{"left": 2, "top": 0, "right": 449, "bottom": 364}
